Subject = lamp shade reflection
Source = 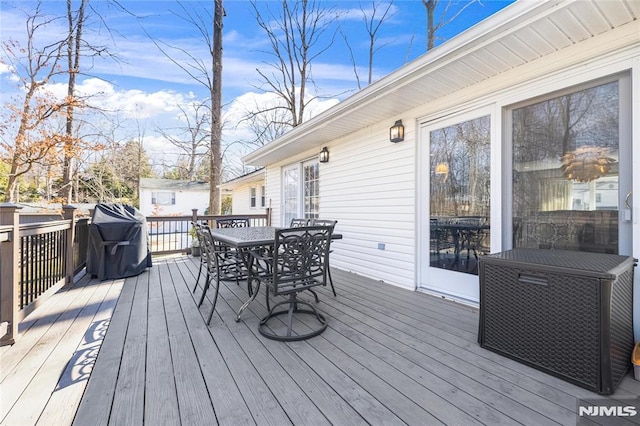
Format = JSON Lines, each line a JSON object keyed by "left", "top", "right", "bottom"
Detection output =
{"left": 434, "top": 162, "right": 449, "bottom": 175}
{"left": 560, "top": 146, "right": 615, "bottom": 182}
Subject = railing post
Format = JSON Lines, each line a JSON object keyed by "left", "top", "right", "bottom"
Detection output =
{"left": 191, "top": 208, "right": 198, "bottom": 223}
{"left": 62, "top": 205, "right": 77, "bottom": 287}
{"left": 266, "top": 207, "right": 272, "bottom": 226}
{"left": 0, "top": 203, "right": 22, "bottom": 346}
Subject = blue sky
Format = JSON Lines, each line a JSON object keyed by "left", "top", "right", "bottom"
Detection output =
{"left": 1, "top": 0, "right": 514, "bottom": 176}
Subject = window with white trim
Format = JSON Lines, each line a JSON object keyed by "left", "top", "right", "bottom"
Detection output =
{"left": 282, "top": 159, "right": 319, "bottom": 225}
{"left": 250, "top": 187, "right": 257, "bottom": 208}
{"left": 152, "top": 191, "right": 175, "bottom": 205}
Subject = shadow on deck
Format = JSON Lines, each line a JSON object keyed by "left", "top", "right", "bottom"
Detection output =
{"left": 2, "top": 254, "right": 640, "bottom": 425}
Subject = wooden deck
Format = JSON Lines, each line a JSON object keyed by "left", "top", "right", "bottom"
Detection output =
{"left": 2, "top": 254, "right": 640, "bottom": 426}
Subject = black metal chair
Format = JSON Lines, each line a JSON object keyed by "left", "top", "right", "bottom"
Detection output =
{"left": 191, "top": 221, "right": 207, "bottom": 293}
{"left": 290, "top": 218, "right": 309, "bottom": 227}
{"left": 311, "top": 218, "right": 337, "bottom": 296}
{"left": 257, "top": 225, "right": 332, "bottom": 341}
{"left": 196, "top": 225, "right": 248, "bottom": 325}
{"left": 216, "top": 217, "right": 250, "bottom": 228}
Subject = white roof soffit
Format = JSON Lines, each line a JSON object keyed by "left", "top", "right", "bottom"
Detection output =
{"left": 219, "top": 169, "right": 265, "bottom": 189}
{"left": 243, "top": 0, "right": 639, "bottom": 166}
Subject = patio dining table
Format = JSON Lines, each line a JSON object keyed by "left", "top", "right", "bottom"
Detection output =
{"left": 207, "top": 226, "right": 342, "bottom": 321}
{"left": 431, "top": 221, "right": 490, "bottom": 264}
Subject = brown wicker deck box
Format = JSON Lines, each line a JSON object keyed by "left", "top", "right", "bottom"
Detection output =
{"left": 478, "top": 249, "right": 635, "bottom": 394}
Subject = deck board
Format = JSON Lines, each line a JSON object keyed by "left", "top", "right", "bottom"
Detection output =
{"left": 3, "top": 253, "right": 640, "bottom": 426}
{"left": 2, "top": 279, "right": 106, "bottom": 422}
{"left": 144, "top": 264, "right": 181, "bottom": 426}
{"left": 37, "top": 277, "right": 123, "bottom": 426}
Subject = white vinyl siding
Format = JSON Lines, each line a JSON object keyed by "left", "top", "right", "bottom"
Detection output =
{"left": 140, "top": 188, "right": 209, "bottom": 217}
{"left": 258, "top": 21, "right": 639, "bottom": 293}
{"left": 319, "top": 122, "right": 417, "bottom": 290}
{"left": 231, "top": 184, "right": 257, "bottom": 215}
{"left": 265, "top": 122, "right": 417, "bottom": 291}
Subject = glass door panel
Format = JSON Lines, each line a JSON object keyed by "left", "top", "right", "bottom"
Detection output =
{"left": 430, "top": 115, "right": 491, "bottom": 274}
{"left": 282, "top": 160, "right": 320, "bottom": 225}
{"left": 511, "top": 80, "right": 629, "bottom": 255}
{"left": 282, "top": 165, "right": 299, "bottom": 226}
{"left": 303, "top": 160, "right": 319, "bottom": 219}
{"left": 421, "top": 113, "right": 491, "bottom": 303}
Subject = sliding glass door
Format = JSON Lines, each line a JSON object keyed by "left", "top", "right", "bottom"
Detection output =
{"left": 509, "top": 75, "right": 631, "bottom": 257}
{"left": 420, "top": 111, "right": 491, "bottom": 302}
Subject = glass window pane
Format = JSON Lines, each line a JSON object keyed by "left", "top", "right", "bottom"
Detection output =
{"left": 512, "top": 81, "right": 619, "bottom": 254}
{"left": 430, "top": 115, "right": 491, "bottom": 275}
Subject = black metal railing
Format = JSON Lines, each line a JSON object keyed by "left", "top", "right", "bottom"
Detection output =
{"left": 73, "top": 218, "right": 90, "bottom": 275}
{"left": 19, "top": 222, "right": 68, "bottom": 309}
{"left": 147, "top": 212, "right": 271, "bottom": 254}
{"left": 0, "top": 206, "right": 270, "bottom": 345}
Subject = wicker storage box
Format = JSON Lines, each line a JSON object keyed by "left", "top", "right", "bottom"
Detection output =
{"left": 478, "top": 249, "right": 635, "bottom": 394}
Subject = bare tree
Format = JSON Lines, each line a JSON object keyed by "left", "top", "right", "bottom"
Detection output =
{"left": 60, "top": 0, "right": 87, "bottom": 204}
{"left": 156, "top": 101, "right": 210, "bottom": 181}
{"left": 343, "top": 1, "right": 396, "bottom": 89}
{"left": 422, "top": 0, "right": 477, "bottom": 51}
{"left": 144, "top": 1, "right": 224, "bottom": 214}
{"left": 0, "top": 3, "right": 72, "bottom": 202}
{"left": 211, "top": 0, "right": 223, "bottom": 215}
{"left": 251, "top": 0, "right": 335, "bottom": 128}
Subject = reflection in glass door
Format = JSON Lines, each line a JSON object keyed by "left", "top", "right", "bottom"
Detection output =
{"left": 429, "top": 115, "right": 491, "bottom": 275}
{"left": 511, "top": 78, "right": 631, "bottom": 256}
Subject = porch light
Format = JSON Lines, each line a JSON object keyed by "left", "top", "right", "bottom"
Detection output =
{"left": 389, "top": 120, "right": 404, "bottom": 143}
{"left": 319, "top": 146, "right": 330, "bottom": 163}
{"left": 560, "top": 146, "right": 615, "bottom": 182}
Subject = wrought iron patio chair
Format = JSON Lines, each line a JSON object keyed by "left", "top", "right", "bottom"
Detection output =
{"left": 196, "top": 225, "right": 249, "bottom": 325}
{"left": 213, "top": 217, "right": 251, "bottom": 282}
{"left": 216, "top": 217, "right": 250, "bottom": 228}
{"left": 455, "top": 216, "right": 488, "bottom": 260}
{"left": 257, "top": 225, "right": 332, "bottom": 341}
{"left": 311, "top": 218, "right": 338, "bottom": 296}
{"left": 191, "top": 221, "right": 207, "bottom": 293}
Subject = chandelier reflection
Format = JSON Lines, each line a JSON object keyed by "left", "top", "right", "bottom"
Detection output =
{"left": 560, "top": 146, "right": 615, "bottom": 183}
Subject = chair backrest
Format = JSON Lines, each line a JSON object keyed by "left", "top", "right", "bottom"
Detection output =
{"left": 191, "top": 221, "right": 205, "bottom": 247}
{"left": 311, "top": 219, "right": 337, "bottom": 229}
{"left": 290, "top": 218, "right": 309, "bottom": 227}
{"left": 271, "top": 225, "right": 333, "bottom": 296}
{"left": 199, "top": 224, "right": 243, "bottom": 278}
{"left": 216, "top": 217, "right": 250, "bottom": 228}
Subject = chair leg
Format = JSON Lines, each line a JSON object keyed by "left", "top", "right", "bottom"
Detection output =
{"left": 307, "top": 289, "right": 319, "bottom": 303}
{"left": 258, "top": 293, "right": 327, "bottom": 341}
{"left": 328, "top": 268, "right": 336, "bottom": 297}
{"left": 265, "top": 286, "right": 271, "bottom": 313}
{"left": 198, "top": 273, "right": 210, "bottom": 307}
{"left": 206, "top": 276, "right": 221, "bottom": 325}
{"left": 193, "top": 257, "right": 204, "bottom": 293}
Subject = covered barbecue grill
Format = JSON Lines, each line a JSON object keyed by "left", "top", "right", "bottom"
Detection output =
{"left": 87, "top": 203, "right": 152, "bottom": 280}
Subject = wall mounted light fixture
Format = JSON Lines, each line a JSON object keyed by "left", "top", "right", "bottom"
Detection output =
{"left": 319, "top": 146, "right": 330, "bottom": 163}
{"left": 390, "top": 120, "right": 405, "bottom": 143}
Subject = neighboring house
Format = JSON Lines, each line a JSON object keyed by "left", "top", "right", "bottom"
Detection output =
{"left": 219, "top": 169, "right": 267, "bottom": 216}
{"left": 243, "top": 0, "right": 640, "bottom": 319}
{"left": 139, "top": 178, "right": 210, "bottom": 217}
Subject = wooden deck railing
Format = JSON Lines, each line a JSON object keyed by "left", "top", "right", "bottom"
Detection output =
{"left": 0, "top": 205, "right": 270, "bottom": 345}
{"left": 1, "top": 204, "right": 80, "bottom": 345}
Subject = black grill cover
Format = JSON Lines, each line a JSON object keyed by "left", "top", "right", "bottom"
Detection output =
{"left": 87, "top": 204, "right": 152, "bottom": 280}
